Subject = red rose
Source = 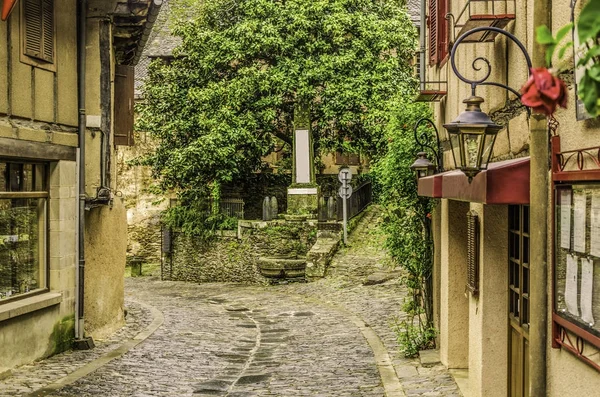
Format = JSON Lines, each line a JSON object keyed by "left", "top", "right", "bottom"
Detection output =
{"left": 520, "top": 67, "right": 568, "bottom": 116}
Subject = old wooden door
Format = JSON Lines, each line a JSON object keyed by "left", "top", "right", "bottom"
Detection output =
{"left": 508, "top": 205, "right": 530, "bottom": 397}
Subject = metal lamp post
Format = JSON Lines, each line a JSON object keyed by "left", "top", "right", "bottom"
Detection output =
{"left": 443, "top": 26, "right": 532, "bottom": 182}
{"left": 410, "top": 118, "right": 443, "bottom": 179}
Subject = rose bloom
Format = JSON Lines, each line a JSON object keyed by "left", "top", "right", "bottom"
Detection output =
{"left": 520, "top": 67, "right": 568, "bottom": 116}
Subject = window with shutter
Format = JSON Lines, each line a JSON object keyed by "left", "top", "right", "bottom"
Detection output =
{"left": 467, "top": 210, "right": 480, "bottom": 295}
{"left": 429, "top": 0, "right": 450, "bottom": 66}
{"left": 114, "top": 66, "right": 135, "bottom": 147}
{"left": 22, "top": 0, "right": 54, "bottom": 64}
{"left": 429, "top": 0, "right": 438, "bottom": 65}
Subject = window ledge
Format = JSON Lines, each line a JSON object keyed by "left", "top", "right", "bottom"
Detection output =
{"left": 0, "top": 292, "right": 62, "bottom": 322}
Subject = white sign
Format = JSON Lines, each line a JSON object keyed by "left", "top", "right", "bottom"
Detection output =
{"left": 581, "top": 257, "right": 595, "bottom": 326}
{"left": 565, "top": 254, "right": 579, "bottom": 317}
{"left": 574, "top": 192, "right": 587, "bottom": 253}
{"left": 338, "top": 167, "right": 352, "bottom": 183}
{"left": 338, "top": 185, "right": 353, "bottom": 199}
{"left": 591, "top": 192, "right": 600, "bottom": 257}
{"left": 560, "top": 189, "right": 572, "bottom": 250}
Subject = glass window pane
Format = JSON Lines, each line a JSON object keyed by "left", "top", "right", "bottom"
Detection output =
{"left": 8, "top": 163, "right": 22, "bottom": 192}
{"left": 34, "top": 164, "right": 46, "bottom": 191}
{"left": 23, "top": 164, "right": 33, "bottom": 192}
{"left": 0, "top": 198, "right": 46, "bottom": 300}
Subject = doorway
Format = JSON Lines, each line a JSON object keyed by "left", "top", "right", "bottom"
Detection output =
{"left": 508, "top": 205, "right": 530, "bottom": 397}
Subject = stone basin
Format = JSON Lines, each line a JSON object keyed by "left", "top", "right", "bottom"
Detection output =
{"left": 258, "top": 257, "right": 307, "bottom": 279}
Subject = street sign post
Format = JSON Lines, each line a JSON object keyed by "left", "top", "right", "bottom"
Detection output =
{"left": 338, "top": 167, "right": 353, "bottom": 244}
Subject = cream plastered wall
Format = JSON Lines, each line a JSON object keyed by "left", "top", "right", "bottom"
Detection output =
{"left": 0, "top": 161, "right": 77, "bottom": 370}
{"left": 83, "top": 200, "right": 127, "bottom": 339}
{"left": 439, "top": 199, "right": 470, "bottom": 368}
{"left": 467, "top": 203, "right": 508, "bottom": 397}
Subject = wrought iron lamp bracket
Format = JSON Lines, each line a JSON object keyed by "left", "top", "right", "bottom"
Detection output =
{"left": 450, "top": 26, "right": 533, "bottom": 99}
{"left": 414, "top": 117, "right": 444, "bottom": 173}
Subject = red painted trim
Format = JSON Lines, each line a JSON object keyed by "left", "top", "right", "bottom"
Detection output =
{"left": 417, "top": 158, "right": 530, "bottom": 204}
{"left": 469, "top": 13, "right": 516, "bottom": 21}
{"left": 417, "top": 173, "right": 444, "bottom": 198}
{"left": 1, "top": 0, "right": 17, "bottom": 21}
{"left": 553, "top": 313, "right": 600, "bottom": 350}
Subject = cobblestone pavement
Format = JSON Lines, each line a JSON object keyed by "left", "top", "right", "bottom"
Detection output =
{"left": 0, "top": 206, "right": 461, "bottom": 397}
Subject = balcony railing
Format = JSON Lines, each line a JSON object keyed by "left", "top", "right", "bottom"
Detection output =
{"left": 452, "top": 0, "right": 516, "bottom": 43}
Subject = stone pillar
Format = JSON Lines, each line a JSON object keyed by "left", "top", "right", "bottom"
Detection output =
{"left": 439, "top": 199, "right": 470, "bottom": 369}
{"left": 287, "top": 103, "right": 319, "bottom": 216}
{"left": 468, "top": 203, "right": 509, "bottom": 397}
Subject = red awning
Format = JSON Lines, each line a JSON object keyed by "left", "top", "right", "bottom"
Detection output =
{"left": 417, "top": 157, "right": 530, "bottom": 205}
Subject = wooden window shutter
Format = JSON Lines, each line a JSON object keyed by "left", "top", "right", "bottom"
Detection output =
{"left": 429, "top": 0, "right": 438, "bottom": 65}
{"left": 438, "top": 0, "right": 450, "bottom": 62}
{"left": 467, "top": 210, "right": 480, "bottom": 296}
{"left": 23, "top": 0, "right": 54, "bottom": 63}
{"left": 114, "top": 65, "right": 135, "bottom": 147}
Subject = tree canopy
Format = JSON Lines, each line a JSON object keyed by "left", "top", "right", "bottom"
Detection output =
{"left": 137, "top": 0, "right": 419, "bottom": 202}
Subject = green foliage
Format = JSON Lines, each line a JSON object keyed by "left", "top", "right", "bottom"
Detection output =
{"left": 138, "top": 0, "right": 418, "bottom": 235}
{"left": 392, "top": 315, "right": 437, "bottom": 358}
{"left": 371, "top": 97, "right": 437, "bottom": 353}
{"left": 536, "top": 0, "right": 600, "bottom": 115}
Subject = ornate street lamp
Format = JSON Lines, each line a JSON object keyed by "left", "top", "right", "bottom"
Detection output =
{"left": 443, "top": 26, "right": 532, "bottom": 182}
{"left": 410, "top": 118, "right": 443, "bottom": 180}
{"left": 444, "top": 96, "right": 503, "bottom": 182}
{"left": 411, "top": 152, "right": 437, "bottom": 179}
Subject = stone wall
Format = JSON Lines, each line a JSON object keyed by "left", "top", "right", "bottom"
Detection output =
{"left": 116, "top": 132, "right": 168, "bottom": 265}
{"left": 164, "top": 220, "right": 318, "bottom": 283}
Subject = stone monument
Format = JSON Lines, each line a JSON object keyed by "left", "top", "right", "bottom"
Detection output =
{"left": 287, "top": 102, "right": 319, "bottom": 217}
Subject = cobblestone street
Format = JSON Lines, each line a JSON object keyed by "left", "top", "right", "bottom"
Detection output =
{"left": 0, "top": 209, "right": 461, "bottom": 397}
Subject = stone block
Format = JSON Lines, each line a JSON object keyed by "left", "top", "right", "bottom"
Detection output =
{"left": 420, "top": 349, "right": 441, "bottom": 367}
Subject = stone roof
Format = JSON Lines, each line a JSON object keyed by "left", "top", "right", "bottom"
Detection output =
{"left": 407, "top": 0, "right": 422, "bottom": 27}
{"left": 135, "top": 1, "right": 179, "bottom": 97}
{"left": 89, "top": 0, "right": 164, "bottom": 66}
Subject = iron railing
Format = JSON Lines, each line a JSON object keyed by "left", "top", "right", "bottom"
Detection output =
{"left": 337, "top": 181, "right": 373, "bottom": 221}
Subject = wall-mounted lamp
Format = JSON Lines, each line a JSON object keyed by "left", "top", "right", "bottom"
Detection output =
{"left": 410, "top": 118, "right": 443, "bottom": 180}
{"left": 444, "top": 26, "right": 532, "bottom": 182}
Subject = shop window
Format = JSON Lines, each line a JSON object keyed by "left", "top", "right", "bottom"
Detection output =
{"left": 0, "top": 162, "right": 48, "bottom": 302}
{"left": 429, "top": 0, "right": 449, "bottom": 66}
{"left": 22, "top": 0, "right": 54, "bottom": 64}
{"left": 114, "top": 65, "right": 135, "bottom": 146}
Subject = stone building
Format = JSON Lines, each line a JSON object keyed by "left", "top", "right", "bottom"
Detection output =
{"left": 416, "top": 0, "right": 600, "bottom": 396}
{"left": 0, "top": 0, "right": 161, "bottom": 373}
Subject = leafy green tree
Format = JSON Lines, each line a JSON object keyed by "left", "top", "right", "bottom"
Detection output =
{"left": 137, "top": 0, "right": 418, "bottom": 234}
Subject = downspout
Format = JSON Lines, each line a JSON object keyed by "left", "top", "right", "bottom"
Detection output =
{"left": 420, "top": 0, "right": 426, "bottom": 91}
{"left": 75, "top": 0, "right": 93, "bottom": 349}
{"left": 529, "top": 0, "right": 550, "bottom": 394}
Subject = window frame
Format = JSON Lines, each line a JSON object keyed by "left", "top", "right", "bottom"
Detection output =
{"left": 20, "top": 0, "right": 56, "bottom": 72}
{"left": 0, "top": 160, "right": 50, "bottom": 305}
{"left": 429, "top": 0, "right": 450, "bottom": 67}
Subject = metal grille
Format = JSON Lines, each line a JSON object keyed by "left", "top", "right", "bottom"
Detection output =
{"left": 467, "top": 210, "right": 479, "bottom": 295}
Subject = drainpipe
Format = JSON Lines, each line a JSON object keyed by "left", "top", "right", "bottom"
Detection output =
{"left": 74, "top": 0, "right": 94, "bottom": 350}
{"left": 529, "top": 0, "right": 551, "bottom": 394}
{"left": 420, "top": 0, "right": 426, "bottom": 91}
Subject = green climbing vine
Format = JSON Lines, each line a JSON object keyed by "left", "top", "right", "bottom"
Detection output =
{"left": 371, "top": 98, "right": 437, "bottom": 357}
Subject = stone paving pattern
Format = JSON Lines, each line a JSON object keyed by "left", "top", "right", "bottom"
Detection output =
{"left": 0, "top": 206, "right": 461, "bottom": 397}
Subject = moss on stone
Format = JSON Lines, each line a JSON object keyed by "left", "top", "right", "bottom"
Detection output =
{"left": 48, "top": 315, "right": 75, "bottom": 356}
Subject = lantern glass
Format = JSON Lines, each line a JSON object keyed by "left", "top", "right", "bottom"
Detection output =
{"left": 480, "top": 132, "right": 496, "bottom": 169}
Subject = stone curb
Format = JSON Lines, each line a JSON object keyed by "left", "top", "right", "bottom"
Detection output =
{"left": 298, "top": 295, "right": 406, "bottom": 397}
{"left": 25, "top": 301, "right": 165, "bottom": 397}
